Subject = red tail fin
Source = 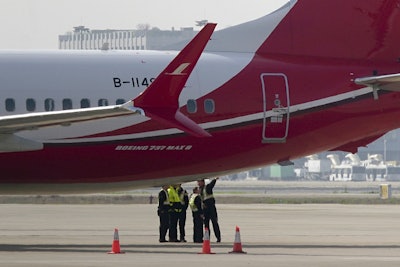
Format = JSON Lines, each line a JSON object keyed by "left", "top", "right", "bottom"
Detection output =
{"left": 258, "top": 0, "right": 400, "bottom": 61}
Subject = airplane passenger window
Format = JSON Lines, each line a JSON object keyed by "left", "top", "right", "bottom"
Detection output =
{"left": 98, "top": 99, "right": 109, "bottom": 106}
{"left": 26, "top": 98, "right": 36, "bottom": 112}
{"left": 204, "top": 99, "right": 215, "bottom": 114}
{"left": 187, "top": 99, "right": 197, "bottom": 113}
{"left": 81, "top": 98, "right": 90, "bottom": 108}
{"left": 116, "top": 99, "right": 126, "bottom": 105}
{"left": 63, "top": 99, "right": 73, "bottom": 110}
{"left": 5, "top": 98, "right": 15, "bottom": 112}
{"left": 45, "top": 98, "right": 55, "bottom": 111}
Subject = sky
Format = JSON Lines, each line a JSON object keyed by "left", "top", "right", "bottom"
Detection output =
{"left": 0, "top": 0, "right": 288, "bottom": 49}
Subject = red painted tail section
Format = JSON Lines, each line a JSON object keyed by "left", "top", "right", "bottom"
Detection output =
{"left": 258, "top": 0, "right": 400, "bottom": 61}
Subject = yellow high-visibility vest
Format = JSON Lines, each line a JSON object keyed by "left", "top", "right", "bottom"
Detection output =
{"left": 201, "top": 188, "right": 214, "bottom": 201}
{"left": 189, "top": 193, "right": 199, "bottom": 212}
{"left": 168, "top": 186, "right": 181, "bottom": 212}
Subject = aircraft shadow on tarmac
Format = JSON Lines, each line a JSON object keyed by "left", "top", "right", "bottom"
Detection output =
{"left": 2, "top": 244, "right": 400, "bottom": 254}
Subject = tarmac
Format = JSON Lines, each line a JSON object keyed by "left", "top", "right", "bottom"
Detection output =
{"left": 2, "top": 204, "right": 400, "bottom": 266}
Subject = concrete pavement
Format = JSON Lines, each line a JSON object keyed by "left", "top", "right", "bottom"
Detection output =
{"left": 1, "top": 204, "right": 400, "bottom": 266}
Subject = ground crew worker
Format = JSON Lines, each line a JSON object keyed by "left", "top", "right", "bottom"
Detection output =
{"left": 157, "top": 185, "right": 170, "bottom": 242}
{"left": 167, "top": 184, "right": 181, "bottom": 242}
{"left": 176, "top": 184, "right": 189, "bottom": 242}
{"left": 198, "top": 177, "right": 221, "bottom": 242}
{"left": 189, "top": 186, "right": 203, "bottom": 243}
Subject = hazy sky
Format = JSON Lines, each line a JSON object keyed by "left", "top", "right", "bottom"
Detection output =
{"left": 0, "top": 0, "right": 288, "bottom": 49}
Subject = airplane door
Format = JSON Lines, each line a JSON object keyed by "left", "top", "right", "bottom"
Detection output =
{"left": 260, "top": 73, "right": 290, "bottom": 143}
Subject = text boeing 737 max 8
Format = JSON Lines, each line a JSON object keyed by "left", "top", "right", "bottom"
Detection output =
{"left": 1, "top": 0, "right": 400, "bottom": 193}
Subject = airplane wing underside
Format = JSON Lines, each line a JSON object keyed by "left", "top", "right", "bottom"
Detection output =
{"left": 0, "top": 23, "right": 216, "bottom": 153}
{"left": 0, "top": 105, "right": 142, "bottom": 152}
{"left": 0, "top": 105, "right": 140, "bottom": 133}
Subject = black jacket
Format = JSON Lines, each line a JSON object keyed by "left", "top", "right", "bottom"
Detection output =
{"left": 201, "top": 178, "right": 217, "bottom": 207}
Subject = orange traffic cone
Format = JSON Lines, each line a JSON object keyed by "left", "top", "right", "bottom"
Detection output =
{"left": 108, "top": 228, "right": 125, "bottom": 254}
{"left": 229, "top": 226, "right": 246, "bottom": 254}
{"left": 198, "top": 227, "right": 215, "bottom": 254}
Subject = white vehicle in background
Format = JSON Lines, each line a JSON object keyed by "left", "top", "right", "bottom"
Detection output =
{"left": 328, "top": 154, "right": 366, "bottom": 182}
{"left": 365, "top": 154, "right": 400, "bottom": 181}
{"left": 304, "top": 155, "right": 331, "bottom": 180}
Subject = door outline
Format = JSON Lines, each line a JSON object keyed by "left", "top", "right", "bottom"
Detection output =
{"left": 260, "top": 73, "right": 290, "bottom": 143}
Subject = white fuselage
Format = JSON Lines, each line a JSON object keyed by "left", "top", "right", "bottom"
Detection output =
{"left": 0, "top": 50, "right": 253, "bottom": 142}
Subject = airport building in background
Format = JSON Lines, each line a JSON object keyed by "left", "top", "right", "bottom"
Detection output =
{"left": 58, "top": 25, "right": 197, "bottom": 50}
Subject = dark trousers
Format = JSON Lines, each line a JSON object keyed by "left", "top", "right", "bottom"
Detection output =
{"left": 192, "top": 212, "right": 203, "bottom": 242}
{"left": 169, "top": 211, "right": 179, "bottom": 241}
{"left": 158, "top": 211, "right": 169, "bottom": 241}
{"left": 178, "top": 210, "right": 187, "bottom": 240}
{"left": 204, "top": 205, "right": 221, "bottom": 241}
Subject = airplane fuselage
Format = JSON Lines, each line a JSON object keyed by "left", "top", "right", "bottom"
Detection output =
{"left": 1, "top": 49, "right": 400, "bottom": 193}
{"left": 2, "top": 0, "right": 400, "bottom": 193}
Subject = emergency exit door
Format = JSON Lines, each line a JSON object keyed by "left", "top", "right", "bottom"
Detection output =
{"left": 260, "top": 73, "right": 290, "bottom": 143}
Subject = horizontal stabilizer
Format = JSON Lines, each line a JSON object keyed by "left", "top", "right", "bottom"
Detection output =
{"left": 355, "top": 73, "right": 400, "bottom": 91}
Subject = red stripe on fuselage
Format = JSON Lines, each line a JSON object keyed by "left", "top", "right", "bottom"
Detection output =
{"left": 2, "top": 90, "right": 400, "bottom": 185}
